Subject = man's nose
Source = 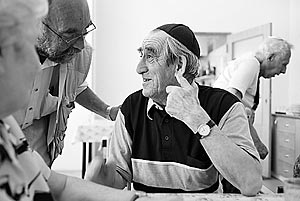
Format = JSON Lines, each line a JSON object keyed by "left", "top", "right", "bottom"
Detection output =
{"left": 281, "top": 66, "right": 287, "bottom": 74}
{"left": 136, "top": 59, "right": 148, "bottom": 74}
{"left": 73, "top": 37, "right": 85, "bottom": 50}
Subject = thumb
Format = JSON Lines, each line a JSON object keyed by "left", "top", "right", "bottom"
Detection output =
{"left": 166, "top": 85, "right": 178, "bottom": 94}
{"left": 191, "top": 80, "right": 199, "bottom": 90}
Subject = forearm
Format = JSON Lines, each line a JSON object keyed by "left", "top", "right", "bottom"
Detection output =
{"left": 75, "top": 86, "right": 110, "bottom": 118}
{"left": 49, "top": 171, "right": 136, "bottom": 201}
{"left": 85, "top": 157, "right": 127, "bottom": 189}
{"left": 200, "top": 127, "right": 262, "bottom": 196}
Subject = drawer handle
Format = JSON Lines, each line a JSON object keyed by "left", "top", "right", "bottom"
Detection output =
{"left": 284, "top": 154, "right": 290, "bottom": 158}
{"left": 274, "top": 120, "right": 277, "bottom": 125}
{"left": 284, "top": 139, "right": 290, "bottom": 143}
{"left": 283, "top": 169, "right": 289, "bottom": 173}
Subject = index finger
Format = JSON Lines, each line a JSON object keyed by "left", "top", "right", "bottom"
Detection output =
{"left": 175, "top": 67, "right": 193, "bottom": 89}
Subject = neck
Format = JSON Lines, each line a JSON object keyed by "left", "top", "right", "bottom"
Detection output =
{"left": 36, "top": 47, "right": 48, "bottom": 64}
{"left": 151, "top": 94, "right": 167, "bottom": 107}
{"left": 254, "top": 53, "right": 263, "bottom": 77}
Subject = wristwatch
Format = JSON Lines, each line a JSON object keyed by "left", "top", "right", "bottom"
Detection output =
{"left": 197, "top": 119, "right": 216, "bottom": 138}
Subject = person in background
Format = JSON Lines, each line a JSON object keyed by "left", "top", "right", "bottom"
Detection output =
{"left": 12, "top": 0, "right": 120, "bottom": 167}
{"left": 85, "top": 23, "right": 262, "bottom": 196}
{"left": 0, "top": 0, "right": 139, "bottom": 200}
{"left": 213, "top": 37, "right": 292, "bottom": 160}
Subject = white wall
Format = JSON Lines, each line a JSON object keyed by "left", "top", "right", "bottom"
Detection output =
{"left": 92, "top": 0, "right": 295, "bottom": 111}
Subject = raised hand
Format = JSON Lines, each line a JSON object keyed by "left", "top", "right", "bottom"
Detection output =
{"left": 165, "top": 68, "right": 210, "bottom": 133}
{"left": 84, "top": 141, "right": 114, "bottom": 185}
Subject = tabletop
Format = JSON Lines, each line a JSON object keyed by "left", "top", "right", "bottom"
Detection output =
{"left": 141, "top": 193, "right": 284, "bottom": 201}
{"left": 75, "top": 118, "right": 114, "bottom": 143}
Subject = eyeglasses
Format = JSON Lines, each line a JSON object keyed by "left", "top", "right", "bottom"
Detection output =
{"left": 42, "top": 21, "right": 96, "bottom": 44}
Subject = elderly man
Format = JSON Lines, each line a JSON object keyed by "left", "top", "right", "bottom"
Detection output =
{"left": 214, "top": 37, "right": 292, "bottom": 160}
{"left": 13, "top": 0, "right": 120, "bottom": 166}
{"left": 85, "top": 24, "right": 262, "bottom": 196}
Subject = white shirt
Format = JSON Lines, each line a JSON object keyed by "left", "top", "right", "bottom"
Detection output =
{"left": 214, "top": 53, "right": 260, "bottom": 108}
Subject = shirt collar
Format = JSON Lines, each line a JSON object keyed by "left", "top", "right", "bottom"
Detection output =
{"left": 41, "top": 58, "right": 58, "bottom": 70}
{"left": 146, "top": 99, "right": 163, "bottom": 120}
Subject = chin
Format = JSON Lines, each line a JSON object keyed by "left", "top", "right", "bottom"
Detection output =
{"left": 48, "top": 47, "right": 79, "bottom": 64}
{"left": 58, "top": 56, "right": 75, "bottom": 64}
{"left": 142, "top": 89, "right": 150, "bottom": 97}
{"left": 50, "top": 54, "right": 75, "bottom": 64}
{"left": 142, "top": 88, "right": 156, "bottom": 98}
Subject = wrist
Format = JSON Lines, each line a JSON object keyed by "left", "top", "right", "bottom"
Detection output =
{"left": 197, "top": 119, "right": 216, "bottom": 138}
{"left": 192, "top": 116, "right": 211, "bottom": 134}
{"left": 106, "top": 106, "right": 112, "bottom": 120}
{"left": 16, "top": 138, "right": 30, "bottom": 154}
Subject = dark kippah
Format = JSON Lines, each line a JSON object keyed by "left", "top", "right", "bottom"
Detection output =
{"left": 156, "top": 24, "right": 200, "bottom": 58}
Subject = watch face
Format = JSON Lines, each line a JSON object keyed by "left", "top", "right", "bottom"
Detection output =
{"left": 199, "top": 124, "right": 210, "bottom": 136}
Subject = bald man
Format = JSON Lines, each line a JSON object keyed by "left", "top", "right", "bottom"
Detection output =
{"left": 13, "top": 0, "right": 119, "bottom": 166}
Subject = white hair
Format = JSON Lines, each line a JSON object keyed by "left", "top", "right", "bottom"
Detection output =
{"left": 0, "top": 0, "right": 48, "bottom": 46}
{"left": 257, "top": 36, "right": 293, "bottom": 59}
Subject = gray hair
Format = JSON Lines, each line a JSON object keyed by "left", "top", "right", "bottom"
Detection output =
{"left": 155, "top": 30, "right": 200, "bottom": 83}
{"left": 0, "top": 0, "right": 48, "bottom": 46}
{"left": 257, "top": 37, "right": 293, "bottom": 59}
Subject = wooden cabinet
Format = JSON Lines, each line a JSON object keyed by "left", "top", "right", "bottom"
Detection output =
{"left": 271, "top": 114, "right": 300, "bottom": 180}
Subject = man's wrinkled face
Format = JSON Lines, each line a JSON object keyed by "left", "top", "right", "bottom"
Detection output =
{"left": 261, "top": 51, "right": 291, "bottom": 78}
{"left": 136, "top": 31, "right": 178, "bottom": 105}
{"left": 37, "top": 0, "right": 91, "bottom": 64}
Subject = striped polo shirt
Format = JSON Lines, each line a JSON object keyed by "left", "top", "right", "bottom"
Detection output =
{"left": 113, "top": 84, "right": 240, "bottom": 193}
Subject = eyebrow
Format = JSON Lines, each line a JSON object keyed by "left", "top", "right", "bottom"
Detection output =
{"left": 137, "top": 47, "right": 158, "bottom": 56}
{"left": 145, "top": 47, "right": 157, "bottom": 54}
{"left": 61, "top": 21, "right": 92, "bottom": 34}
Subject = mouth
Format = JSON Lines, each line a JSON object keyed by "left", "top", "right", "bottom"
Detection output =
{"left": 52, "top": 47, "right": 78, "bottom": 63}
{"left": 143, "top": 78, "right": 151, "bottom": 82}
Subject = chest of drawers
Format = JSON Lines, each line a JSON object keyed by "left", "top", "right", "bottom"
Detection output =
{"left": 271, "top": 114, "right": 300, "bottom": 180}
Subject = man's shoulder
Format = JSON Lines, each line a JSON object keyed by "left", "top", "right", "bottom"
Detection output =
{"left": 121, "top": 89, "right": 148, "bottom": 118}
{"left": 237, "top": 53, "right": 260, "bottom": 67}
{"left": 198, "top": 85, "right": 240, "bottom": 124}
{"left": 123, "top": 89, "right": 145, "bottom": 105}
{"left": 199, "top": 85, "right": 239, "bottom": 102}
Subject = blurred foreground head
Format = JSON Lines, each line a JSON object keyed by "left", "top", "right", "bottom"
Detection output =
{"left": 0, "top": 0, "right": 48, "bottom": 119}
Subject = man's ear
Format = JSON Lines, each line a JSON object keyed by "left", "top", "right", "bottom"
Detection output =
{"left": 176, "top": 55, "right": 187, "bottom": 74}
{"left": 267, "top": 53, "right": 275, "bottom": 61}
